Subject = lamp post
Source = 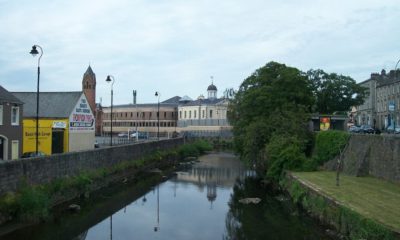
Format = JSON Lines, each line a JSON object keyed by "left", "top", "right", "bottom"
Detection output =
{"left": 106, "top": 75, "right": 115, "bottom": 146}
{"left": 29, "top": 45, "right": 43, "bottom": 155}
{"left": 155, "top": 91, "right": 160, "bottom": 140}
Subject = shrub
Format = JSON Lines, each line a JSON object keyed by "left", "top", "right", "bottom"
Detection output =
{"left": 312, "top": 130, "right": 349, "bottom": 167}
{"left": 266, "top": 135, "right": 307, "bottom": 180}
{"left": 16, "top": 186, "right": 49, "bottom": 221}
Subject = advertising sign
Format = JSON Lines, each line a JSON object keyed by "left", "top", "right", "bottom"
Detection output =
{"left": 320, "top": 117, "right": 331, "bottom": 131}
{"left": 52, "top": 121, "right": 67, "bottom": 129}
{"left": 389, "top": 102, "right": 395, "bottom": 112}
{"left": 69, "top": 95, "right": 95, "bottom": 132}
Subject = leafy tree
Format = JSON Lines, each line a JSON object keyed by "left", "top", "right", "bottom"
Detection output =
{"left": 228, "top": 62, "right": 315, "bottom": 166}
{"left": 307, "top": 69, "right": 367, "bottom": 114}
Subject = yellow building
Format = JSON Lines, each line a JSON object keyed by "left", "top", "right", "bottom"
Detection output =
{"left": 13, "top": 92, "right": 95, "bottom": 155}
{"left": 23, "top": 119, "right": 69, "bottom": 155}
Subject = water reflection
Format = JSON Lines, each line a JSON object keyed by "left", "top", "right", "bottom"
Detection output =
{"left": 0, "top": 152, "right": 332, "bottom": 240}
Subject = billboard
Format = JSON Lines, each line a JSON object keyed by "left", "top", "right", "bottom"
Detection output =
{"left": 69, "top": 95, "right": 95, "bottom": 132}
{"left": 319, "top": 117, "right": 331, "bottom": 131}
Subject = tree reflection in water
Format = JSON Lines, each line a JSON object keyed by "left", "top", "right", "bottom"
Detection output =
{"left": 224, "top": 177, "right": 333, "bottom": 240}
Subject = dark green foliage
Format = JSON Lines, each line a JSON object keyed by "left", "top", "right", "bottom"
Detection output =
{"left": 228, "top": 61, "right": 314, "bottom": 165}
{"left": 307, "top": 69, "right": 367, "bottom": 114}
{"left": 266, "top": 135, "right": 307, "bottom": 180}
{"left": 192, "top": 139, "right": 213, "bottom": 154}
{"left": 313, "top": 130, "right": 349, "bottom": 166}
{"left": 16, "top": 185, "right": 50, "bottom": 221}
{"left": 178, "top": 140, "right": 212, "bottom": 158}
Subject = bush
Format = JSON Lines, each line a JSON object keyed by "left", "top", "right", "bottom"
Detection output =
{"left": 312, "top": 130, "right": 349, "bottom": 167}
{"left": 192, "top": 139, "right": 213, "bottom": 154}
{"left": 266, "top": 135, "right": 307, "bottom": 180}
{"left": 16, "top": 186, "right": 49, "bottom": 221}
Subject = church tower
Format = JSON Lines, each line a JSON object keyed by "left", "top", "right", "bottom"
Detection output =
{"left": 82, "top": 65, "right": 96, "bottom": 113}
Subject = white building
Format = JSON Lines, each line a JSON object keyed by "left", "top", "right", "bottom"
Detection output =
{"left": 177, "top": 83, "right": 232, "bottom": 137}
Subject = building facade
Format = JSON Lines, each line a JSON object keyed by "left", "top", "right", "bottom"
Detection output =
{"left": 12, "top": 92, "right": 95, "bottom": 155}
{"left": 355, "top": 69, "right": 400, "bottom": 130}
{"left": 0, "top": 86, "right": 23, "bottom": 160}
{"left": 102, "top": 101, "right": 179, "bottom": 138}
{"left": 177, "top": 83, "right": 232, "bottom": 137}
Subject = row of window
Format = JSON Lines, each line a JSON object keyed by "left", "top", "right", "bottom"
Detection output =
{"left": 103, "top": 121, "right": 176, "bottom": 127}
{"left": 179, "top": 109, "right": 215, "bottom": 119}
{"left": 0, "top": 105, "right": 20, "bottom": 126}
{"left": 103, "top": 111, "right": 175, "bottom": 120}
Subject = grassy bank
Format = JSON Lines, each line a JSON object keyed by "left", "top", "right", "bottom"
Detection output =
{"left": 285, "top": 171, "right": 400, "bottom": 239}
{"left": 0, "top": 140, "right": 212, "bottom": 224}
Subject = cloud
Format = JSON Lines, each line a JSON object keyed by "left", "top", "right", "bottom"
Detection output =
{"left": 0, "top": 0, "right": 399, "bottom": 104}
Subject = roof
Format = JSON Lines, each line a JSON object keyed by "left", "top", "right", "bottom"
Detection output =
{"left": 179, "top": 95, "right": 193, "bottom": 102}
{"left": 162, "top": 96, "right": 181, "bottom": 104}
{"left": 207, "top": 83, "right": 217, "bottom": 91}
{"left": 0, "top": 85, "right": 23, "bottom": 104}
{"left": 84, "top": 65, "right": 95, "bottom": 77}
{"left": 103, "top": 103, "right": 178, "bottom": 109}
{"left": 12, "top": 92, "right": 82, "bottom": 118}
{"left": 180, "top": 98, "right": 225, "bottom": 106}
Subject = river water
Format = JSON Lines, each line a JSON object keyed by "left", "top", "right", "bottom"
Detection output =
{"left": 0, "top": 152, "right": 333, "bottom": 240}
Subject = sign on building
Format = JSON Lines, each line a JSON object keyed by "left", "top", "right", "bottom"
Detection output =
{"left": 69, "top": 96, "right": 95, "bottom": 132}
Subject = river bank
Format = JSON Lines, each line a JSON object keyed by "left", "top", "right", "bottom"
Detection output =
{"left": 282, "top": 171, "right": 400, "bottom": 240}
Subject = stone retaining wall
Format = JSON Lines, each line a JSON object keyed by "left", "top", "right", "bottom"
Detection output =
{"left": 0, "top": 138, "right": 183, "bottom": 195}
{"left": 325, "top": 134, "right": 400, "bottom": 183}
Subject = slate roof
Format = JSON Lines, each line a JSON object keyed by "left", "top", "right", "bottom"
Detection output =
{"left": 104, "top": 103, "right": 178, "bottom": 109}
{"left": 12, "top": 92, "right": 82, "bottom": 118}
{"left": 162, "top": 96, "right": 181, "bottom": 104}
{"left": 180, "top": 98, "right": 225, "bottom": 106}
{"left": 84, "top": 65, "right": 95, "bottom": 77}
{"left": 0, "top": 85, "right": 23, "bottom": 104}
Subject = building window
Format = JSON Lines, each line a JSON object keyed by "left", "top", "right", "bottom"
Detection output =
{"left": 179, "top": 111, "right": 182, "bottom": 119}
{"left": 209, "top": 110, "right": 213, "bottom": 118}
{"left": 0, "top": 105, "right": 3, "bottom": 125}
{"left": 202, "top": 110, "right": 205, "bottom": 118}
{"left": 184, "top": 111, "right": 187, "bottom": 118}
{"left": 189, "top": 111, "right": 191, "bottom": 118}
{"left": 164, "top": 112, "right": 166, "bottom": 118}
{"left": 11, "top": 106, "right": 19, "bottom": 125}
{"left": 194, "top": 110, "right": 196, "bottom": 118}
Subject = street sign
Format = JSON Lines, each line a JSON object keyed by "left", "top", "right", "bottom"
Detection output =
{"left": 389, "top": 102, "right": 395, "bottom": 112}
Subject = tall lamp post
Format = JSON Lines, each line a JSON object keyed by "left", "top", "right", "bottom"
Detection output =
{"left": 106, "top": 75, "right": 115, "bottom": 146}
{"left": 155, "top": 91, "right": 160, "bottom": 140}
{"left": 29, "top": 45, "right": 43, "bottom": 155}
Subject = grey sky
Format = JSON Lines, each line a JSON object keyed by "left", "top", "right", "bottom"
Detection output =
{"left": 0, "top": 0, "right": 399, "bottom": 105}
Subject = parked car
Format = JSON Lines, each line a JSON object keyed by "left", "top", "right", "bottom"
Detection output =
{"left": 386, "top": 125, "right": 400, "bottom": 134}
{"left": 348, "top": 125, "right": 361, "bottom": 133}
{"left": 118, "top": 132, "right": 129, "bottom": 138}
{"left": 21, "top": 151, "right": 46, "bottom": 158}
{"left": 130, "top": 132, "right": 148, "bottom": 139}
{"left": 360, "top": 125, "right": 375, "bottom": 134}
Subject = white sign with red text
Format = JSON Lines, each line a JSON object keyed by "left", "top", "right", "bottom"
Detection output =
{"left": 69, "top": 94, "right": 95, "bottom": 132}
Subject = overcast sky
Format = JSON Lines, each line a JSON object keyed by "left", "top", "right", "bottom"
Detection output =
{"left": 0, "top": 0, "right": 399, "bottom": 105}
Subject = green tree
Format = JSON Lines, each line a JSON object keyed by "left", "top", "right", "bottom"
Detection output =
{"left": 307, "top": 69, "right": 367, "bottom": 114}
{"left": 228, "top": 62, "right": 315, "bottom": 166}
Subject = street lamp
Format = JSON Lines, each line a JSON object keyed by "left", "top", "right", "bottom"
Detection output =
{"left": 29, "top": 45, "right": 43, "bottom": 155}
{"left": 155, "top": 91, "right": 160, "bottom": 140}
{"left": 106, "top": 75, "right": 115, "bottom": 146}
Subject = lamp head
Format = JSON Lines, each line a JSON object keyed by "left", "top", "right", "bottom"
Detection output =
{"left": 106, "top": 75, "right": 112, "bottom": 83}
{"left": 155, "top": 91, "right": 159, "bottom": 97}
{"left": 30, "top": 45, "right": 39, "bottom": 56}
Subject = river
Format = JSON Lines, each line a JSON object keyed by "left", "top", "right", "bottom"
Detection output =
{"left": 0, "top": 152, "right": 333, "bottom": 240}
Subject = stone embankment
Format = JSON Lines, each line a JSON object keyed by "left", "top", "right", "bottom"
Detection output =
{"left": 324, "top": 134, "right": 400, "bottom": 183}
{"left": 0, "top": 138, "right": 183, "bottom": 195}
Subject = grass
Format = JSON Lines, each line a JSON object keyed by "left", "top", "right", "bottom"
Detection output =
{"left": 292, "top": 171, "right": 400, "bottom": 233}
